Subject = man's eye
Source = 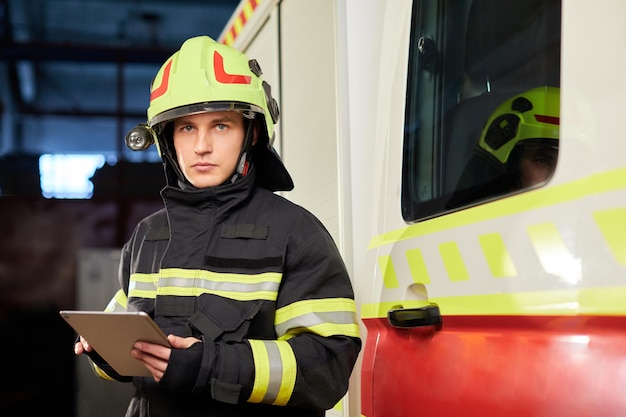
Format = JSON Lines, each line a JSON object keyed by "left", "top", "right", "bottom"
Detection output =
{"left": 216, "top": 124, "right": 227, "bottom": 131}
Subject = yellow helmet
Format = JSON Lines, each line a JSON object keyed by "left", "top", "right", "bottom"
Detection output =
{"left": 478, "top": 86, "right": 560, "bottom": 166}
{"left": 447, "top": 86, "right": 560, "bottom": 209}
{"left": 125, "top": 36, "right": 293, "bottom": 191}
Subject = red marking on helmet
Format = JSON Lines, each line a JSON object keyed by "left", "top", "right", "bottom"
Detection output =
{"left": 535, "top": 115, "right": 560, "bottom": 125}
{"left": 150, "top": 60, "right": 172, "bottom": 101}
{"left": 214, "top": 51, "right": 251, "bottom": 84}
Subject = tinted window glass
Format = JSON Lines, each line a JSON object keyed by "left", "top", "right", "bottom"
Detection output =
{"left": 401, "top": 0, "right": 561, "bottom": 222}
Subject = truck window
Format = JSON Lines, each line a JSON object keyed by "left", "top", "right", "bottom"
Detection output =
{"left": 401, "top": 0, "right": 561, "bottom": 222}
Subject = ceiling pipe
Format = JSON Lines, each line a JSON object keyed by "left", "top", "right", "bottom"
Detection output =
{"left": 16, "top": 105, "right": 145, "bottom": 119}
{"left": 0, "top": 40, "right": 174, "bottom": 64}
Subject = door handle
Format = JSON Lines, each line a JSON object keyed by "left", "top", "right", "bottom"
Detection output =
{"left": 387, "top": 304, "right": 442, "bottom": 330}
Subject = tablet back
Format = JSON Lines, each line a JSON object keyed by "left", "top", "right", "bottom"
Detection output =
{"left": 60, "top": 310, "right": 170, "bottom": 377}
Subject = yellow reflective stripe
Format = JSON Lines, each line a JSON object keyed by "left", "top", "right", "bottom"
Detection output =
{"left": 276, "top": 298, "right": 356, "bottom": 321}
{"left": 439, "top": 241, "right": 469, "bottom": 281}
{"left": 248, "top": 339, "right": 296, "bottom": 406}
{"left": 406, "top": 248, "right": 431, "bottom": 284}
{"left": 369, "top": 167, "right": 626, "bottom": 249}
{"left": 478, "top": 232, "right": 517, "bottom": 278}
{"left": 158, "top": 268, "right": 282, "bottom": 284}
{"left": 360, "top": 286, "right": 626, "bottom": 318}
{"left": 526, "top": 222, "right": 578, "bottom": 282}
{"left": 128, "top": 268, "right": 282, "bottom": 301}
{"left": 91, "top": 362, "right": 116, "bottom": 381}
{"left": 159, "top": 272, "right": 280, "bottom": 294}
{"left": 275, "top": 298, "right": 360, "bottom": 338}
{"left": 128, "top": 273, "right": 158, "bottom": 298}
{"left": 158, "top": 287, "right": 278, "bottom": 301}
{"left": 593, "top": 208, "right": 626, "bottom": 266}
{"left": 378, "top": 255, "right": 399, "bottom": 288}
{"left": 280, "top": 322, "right": 360, "bottom": 340}
{"left": 104, "top": 289, "right": 128, "bottom": 312}
{"left": 248, "top": 340, "right": 269, "bottom": 402}
{"left": 273, "top": 341, "right": 296, "bottom": 405}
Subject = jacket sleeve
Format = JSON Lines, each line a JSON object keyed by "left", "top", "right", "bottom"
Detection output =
{"left": 172, "top": 225, "right": 362, "bottom": 409}
{"left": 252, "top": 229, "right": 362, "bottom": 409}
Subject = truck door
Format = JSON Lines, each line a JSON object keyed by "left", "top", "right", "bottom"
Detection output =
{"left": 361, "top": 0, "right": 626, "bottom": 416}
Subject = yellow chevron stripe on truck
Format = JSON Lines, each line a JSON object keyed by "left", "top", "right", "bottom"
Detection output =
{"left": 369, "top": 166, "right": 626, "bottom": 248}
{"left": 362, "top": 167, "right": 626, "bottom": 319}
{"left": 594, "top": 207, "right": 626, "bottom": 265}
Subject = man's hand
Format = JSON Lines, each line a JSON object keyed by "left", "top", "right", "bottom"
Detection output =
{"left": 131, "top": 334, "right": 201, "bottom": 382}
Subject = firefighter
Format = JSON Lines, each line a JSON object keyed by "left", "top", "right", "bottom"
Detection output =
{"left": 447, "top": 86, "right": 560, "bottom": 208}
{"left": 74, "top": 35, "right": 361, "bottom": 417}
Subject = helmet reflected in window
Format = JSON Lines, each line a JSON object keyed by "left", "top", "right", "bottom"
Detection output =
{"left": 448, "top": 86, "right": 560, "bottom": 209}
{"left": 479, "top": 86, "right": 560, "bottom": 187}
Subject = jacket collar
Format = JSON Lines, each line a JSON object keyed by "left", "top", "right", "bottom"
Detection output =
{"left": 160, "top": 165, "right": 256, "bottom": 215}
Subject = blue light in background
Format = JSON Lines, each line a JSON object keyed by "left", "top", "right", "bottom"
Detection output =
{"left": 39, "top": 154, "right": 108, "bottom": 199}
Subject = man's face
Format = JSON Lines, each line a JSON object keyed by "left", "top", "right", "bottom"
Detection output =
{"left": 173, "top": 111, "right": 246, "bottom": 188}
{"left": 517, "top": 143, "right": 558, "bottom": 188}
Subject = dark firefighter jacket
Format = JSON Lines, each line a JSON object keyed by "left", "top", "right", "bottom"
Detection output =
{"left": 87, "top": 167, "right": 362, "bottom": 417}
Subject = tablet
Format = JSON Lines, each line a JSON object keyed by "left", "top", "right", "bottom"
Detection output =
{"left": 60, "top": 310, "right": 170, "bottom": 377}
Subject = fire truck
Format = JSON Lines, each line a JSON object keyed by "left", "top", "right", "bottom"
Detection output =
{"left": 219, "top": 0, "right": 626, "bottom": 416}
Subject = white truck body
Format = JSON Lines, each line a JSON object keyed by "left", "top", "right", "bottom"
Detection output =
{"left": 220, "top": 1, "right": 626, "bottom": 416}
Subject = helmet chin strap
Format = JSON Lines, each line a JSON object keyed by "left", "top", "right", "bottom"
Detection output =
{"left": 156, "top": 124, "right": 194, "bottom": 188}
{"left": 229, "top": 118, "right": 255, "bottom": 184}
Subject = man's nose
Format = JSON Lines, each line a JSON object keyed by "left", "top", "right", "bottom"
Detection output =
{"left": 194, "top": 130, "right": 213, "bottom": 153}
